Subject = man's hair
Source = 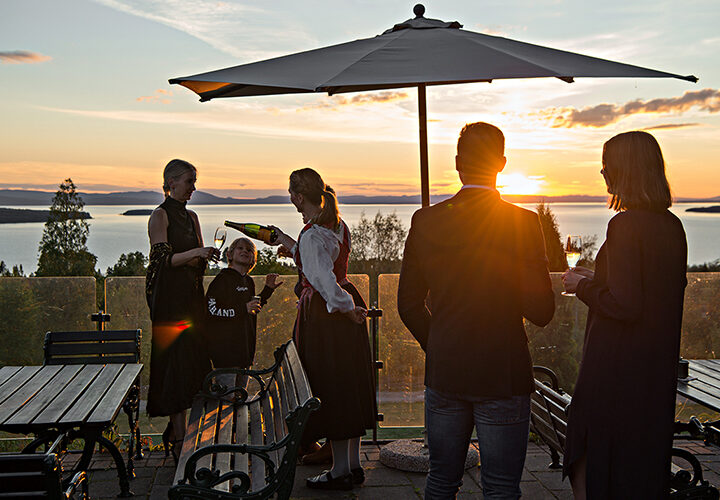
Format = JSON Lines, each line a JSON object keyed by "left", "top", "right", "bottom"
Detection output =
{"left": 456, "top": 122, "right": 505, "bottom": 173}
{"left": 602, "top": 131, "right": 672, "bottom": 212}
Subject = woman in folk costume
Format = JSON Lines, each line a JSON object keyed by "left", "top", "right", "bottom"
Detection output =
{"left": 270, "top": 168, "right": 376, "bottom": 491}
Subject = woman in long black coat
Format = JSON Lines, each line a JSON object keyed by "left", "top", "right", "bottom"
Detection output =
{"left": 562, "top": 131, "right": 687, "bottom": 499}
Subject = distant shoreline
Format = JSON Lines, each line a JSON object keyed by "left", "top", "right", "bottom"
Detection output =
{"left": 1, "top": 188, "right": 718, "bottom": 206}
{"left": 687, "top": 206, "right": 720, "bottom": 213}
{"left": 0, "top": 208, "right": 92, "bottom": 224}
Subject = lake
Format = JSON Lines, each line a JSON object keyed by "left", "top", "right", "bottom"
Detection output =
{"left": 1, "top": 202, "right": 719, "bottom": 274}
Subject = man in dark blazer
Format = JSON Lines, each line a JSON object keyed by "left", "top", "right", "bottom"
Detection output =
{"left": 398, "top": 122, "right": 554, "bottom": 499}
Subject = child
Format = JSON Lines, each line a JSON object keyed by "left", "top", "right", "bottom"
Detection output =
{"left": 205, "top": 237, "right": 282, "bottom": 390}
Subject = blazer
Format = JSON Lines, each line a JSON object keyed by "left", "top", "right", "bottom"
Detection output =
{"left": 398, "top": 187, "right": 554, "bottom": 396}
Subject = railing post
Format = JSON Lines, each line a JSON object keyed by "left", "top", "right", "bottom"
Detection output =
{"left": 368, "top": 305, "right": 383, "bottom": 443}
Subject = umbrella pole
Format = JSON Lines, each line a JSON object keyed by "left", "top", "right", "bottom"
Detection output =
{"left": 418, "top": 84, "right": 430, "bottom": 207}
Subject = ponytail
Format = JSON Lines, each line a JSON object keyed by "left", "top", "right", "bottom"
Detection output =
{"left": 289, "top": 168, "right": 340, "bottom": 229}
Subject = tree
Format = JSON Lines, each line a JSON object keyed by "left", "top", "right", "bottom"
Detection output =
{"left": 251, "top": 248, "right": 296, "bottom": 275}
{"left": 36, "top": 179, "right": 97, "bottom": 276}
{"left": 536, "top": 202, "right": 567, "bottom": 272}
{"left": 0, "top": 261, "right": 24, "bottom": 276}
{"left": 106, "top": 251, "right": 148, "bottom": 276}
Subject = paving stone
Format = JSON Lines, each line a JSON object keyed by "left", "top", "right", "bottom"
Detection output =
{"left": 532, "top": 471, "right": 570, "bottom": 491}
{"left": 406, "top": 471, "right": 426, "bottom": 492}
{"left": 356, "top": 485, "right": 420, "bottom": 499}
{"left": 459, "top": 472, "right": 482, "bottom": 493}
{"left": 89, "top": 469, "right": 120, "bottom": 482}
{"left": 363, "top": 466, "right": 412, "bottom": 486}
{"left": 523, "top": 453, "right": 557, "bottom": 472}
{"left": 520, "top": 480, "right": 556, "bottom": 499}
{"left": 550, "top": 489, "right": 575, "bottom": 499}
{"left": 149, "top": 484, "right": 171, "bottom": 500}
{"left": 88, "top": 480, "right": 124, "bottom": 499}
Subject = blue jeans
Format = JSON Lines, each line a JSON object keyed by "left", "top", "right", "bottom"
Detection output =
{"left": 424, "top": 387, "right": 530, "bottom": 500}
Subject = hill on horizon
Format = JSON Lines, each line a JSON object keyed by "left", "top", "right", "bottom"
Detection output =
{"left": 0, "top": 188, "right": 718, "bottom": 206}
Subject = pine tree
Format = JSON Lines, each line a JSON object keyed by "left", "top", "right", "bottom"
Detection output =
{"left": 36, "top": 178, "right": 97, "bottom": 276}
{"left": 536, "top": 202, "right": 567, "bottom": 272}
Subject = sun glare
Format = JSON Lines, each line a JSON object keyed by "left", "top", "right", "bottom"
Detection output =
{"left": 496, "top": 173, "right": 544, "bottom": 195}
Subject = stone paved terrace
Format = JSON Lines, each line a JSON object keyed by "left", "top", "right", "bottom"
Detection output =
{"left": 65, "top": 439, "right": 720, "bottom": 499}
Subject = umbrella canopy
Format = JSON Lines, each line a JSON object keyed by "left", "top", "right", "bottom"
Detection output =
{"left": 170, "top": 4, "right": 697, "bottom": 205}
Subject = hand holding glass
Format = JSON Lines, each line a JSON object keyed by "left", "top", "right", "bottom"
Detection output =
{"left": 562, "top": 235, "right": 582, "bottom": 296}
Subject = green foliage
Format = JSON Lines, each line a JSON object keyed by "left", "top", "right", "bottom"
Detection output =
{"left": 251, "top": 248, "right": 296, "bottom": 276}
{"left": 349, "top": 211, "right": 407, "bottom": 275}
{"left": 578, "top": 234, "right": 598, "bottom": 269}
{"left": 36, "top": 179, "right": 97, "bottom": 277}
{"left": 0, "top": 261, "right": 25, "bottom": 276}
{"left": 689, "top": 259, "right": 720, "bottom": 272}
{"left": 107, "top": 251, "right": 148, "bottom": 276}
{"left": 0, "top": 279, "right": 41, "bottom": 365}
{"left": 536, "top": 202, "right": 566, "bottom": 272}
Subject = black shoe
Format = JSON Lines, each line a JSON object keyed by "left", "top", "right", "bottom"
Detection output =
{"left": 306, "top": 471, "right": 353, "bottom": 490}
{"left": 351, "top": 467, "right": 365, "bottom": 485}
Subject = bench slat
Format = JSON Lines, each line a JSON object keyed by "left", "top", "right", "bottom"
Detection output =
{"left": 5, "top": 365, "right": 83, "bottom": 426}
{"left": 273, "top": 369, "right": 291, "bottom": 421}
{"left": 86, "top": 364, "right": 142, "bottom": 424}
{"left": 0, "top": 366, "right": 62, "bottom": 425}
{"left": 249, "top": 399, "right": 264, "bottom": 493}
{"left": 47, "top": 341, "right": 139, "bottom": 357}
{"left": 46, "top": 330, "right": 139, "bottom": 342}
{"left": 197, "top": 398, "right": 221, "bottom": 474}
{"left": 59, "top": 364, "right": 121, "bottom": 425}
{"left": 531, "top": 392, "right": 569, "bottom": 421}
{"left": 175, "top": 395, "right": 205, "bottom": 485}
{"left": 234, "top": 403, "right": 249, "bottom": 487}
{"left": 34, "top": 365, "right": 104, "bottom": 426}
{"left": 0, "top": 366, "right": 42, "bottom": 408}
{"left": 284, "top": 341, "right": 312, "bottom": 404}
{"left": 530, "top": 412, "right": 563, "bottom": 452}
{"left": 269, "top": 380, "right": 288, "bottom": 441}
{"left": 0, "top": 366, "right": 22, "bottom": 390}
{"left": 277, "top": 360, "right": 298, "bottom": 417}
{"left": 215, "top": 399, "right": 234, "bottom": 492}
{"left": 45, "top": 354, "right": 139, "bottom": 365}
{"left": 261, "top": 393, "right": 279, "bottom": 469}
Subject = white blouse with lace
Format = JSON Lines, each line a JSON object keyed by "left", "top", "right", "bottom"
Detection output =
{"left": 292, "top": 222, "right": 355, "bottom": 314}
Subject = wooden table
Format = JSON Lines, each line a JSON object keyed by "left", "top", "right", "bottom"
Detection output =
{"left": 0, "top": 363, "right": 143, "bottom": 497}
{"left": 677, "top": 359, "right": 720, "bottom": 412}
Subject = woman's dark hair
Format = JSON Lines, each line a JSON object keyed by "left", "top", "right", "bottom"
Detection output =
{"left": 602, "top": 131, "right": 672, "bottom": 212}
{"left": 163, "top": 159, "right": 196, "bottom": 196}
{"left": 289, "top": 168, "right": 340, "bottom": 228}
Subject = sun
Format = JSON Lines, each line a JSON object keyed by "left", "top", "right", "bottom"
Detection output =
{"left": 496, "top": 173, "right": 545, "bottom": 195}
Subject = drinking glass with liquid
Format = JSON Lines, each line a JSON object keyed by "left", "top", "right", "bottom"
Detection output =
{"left": 561, "top": 235, "right": 582, "bottom": 296}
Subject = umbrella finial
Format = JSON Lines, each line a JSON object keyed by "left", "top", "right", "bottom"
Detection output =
{"left": 413, "top": 4, "right": 425, "bottom": 18}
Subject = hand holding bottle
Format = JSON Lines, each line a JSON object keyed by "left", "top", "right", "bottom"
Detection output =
{"left": 266, "top": 226, "right": 296, "bottom": 250}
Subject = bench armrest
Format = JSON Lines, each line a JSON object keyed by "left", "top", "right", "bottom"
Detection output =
{"left": 200, "top": 367, "right": 270, "bottom": 402}
{"left": 65, "top": 470, "right": 88, "bottom": 499}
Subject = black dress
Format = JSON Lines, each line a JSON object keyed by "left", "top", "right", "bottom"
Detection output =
{"left": 294, "top": 221, "right": 376, "bottom": 442}
{"left": 204, "top": 268, "right": 274, "bottom": 368}
{"left": 563, "top": 209, "right": 687, "bottom": 499}
{"left": 145, "top": 196, "right": 212, "bottom": 417}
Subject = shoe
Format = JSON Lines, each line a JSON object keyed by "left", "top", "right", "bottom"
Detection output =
{"left": 162, "top": 421, "right": 173, "bottom": 458}
{"left": 306, "top": 470, "right": 353, "bottom": 491}
{"left": 297, "top": 441, "right": 321, "bottom": 463}
{"left": 300, "top": 441, "right": 332, "bottom": 465}
{"left": 351, "top": 467, "right": 365, "bottom": 485}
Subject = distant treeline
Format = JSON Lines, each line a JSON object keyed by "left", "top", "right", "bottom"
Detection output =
{"left": 0, "top": 207, "right": 91, "bottom": 224}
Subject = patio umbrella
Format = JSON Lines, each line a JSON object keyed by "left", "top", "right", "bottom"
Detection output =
{"left": 170, "top": 4, "right": 697, "bottom": 206}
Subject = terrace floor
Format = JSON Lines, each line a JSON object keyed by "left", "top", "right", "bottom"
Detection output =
{"left": 68, "top": 439, "right": 720, "bottom": 499}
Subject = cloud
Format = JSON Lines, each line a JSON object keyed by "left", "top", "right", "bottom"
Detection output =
{"left": 136, "top": 89, "right": 173, "bottom": 103}
{"left": 298, "top": 91, "right": 409, "bottom": 111}
{"left": 0, "top": 50, "right": 51, "bottom": 64}
{"left": 91, "top": 0, "right": 316, "bottom": 60}
{"left": 540, "top": 88, "right": 720, "bottom": 128}
{"left": 642, "top": 123, "right": 702, "bottom": 131}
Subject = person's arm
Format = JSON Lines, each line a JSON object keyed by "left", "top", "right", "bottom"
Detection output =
{"left": 148, "top": 208, "right": 216, "bottom": 266}
{"left": 258, "top": 274, "right": 282, "bottom": 305}
{"left": 298, "top": 229, "right": 355, "bottom": 314}
{"left": 576, "top": 215, "right": 643, "bottom": 322}
{"left": 519, "top": 213, "right": 555, "bottom": 327}
{"left": 397, "top": 214, "right": 431, "bottom": 351}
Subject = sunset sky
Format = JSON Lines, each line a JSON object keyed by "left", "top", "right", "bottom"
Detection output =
{"left": 2, "top": 0, "right": 719, "bottom": 198}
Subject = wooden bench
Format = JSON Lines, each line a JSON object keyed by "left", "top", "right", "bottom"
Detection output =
{"left": 43, "top": 328, "right": 143, "bottom": 475}
{"left": 169, "top": 339, "right": 320, "bottom": 500}
{"left": 0, "top": 432, "right": 88, "bottom": 499}
{"left": 530, "top": 365, "right": 719, "bottom": 499}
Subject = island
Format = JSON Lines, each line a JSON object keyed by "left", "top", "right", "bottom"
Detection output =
{"left": 121, "top": 209, "right": 153, "bottom": 216}
{"left": 686, "top": 206, "right": 720, "bottom": 213}
{"left": 0, "top": 208, "right": 92, "bottom": 224}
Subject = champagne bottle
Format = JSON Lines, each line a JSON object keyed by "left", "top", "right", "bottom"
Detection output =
{"left": 224, "top": 221, "right": 278, "bottom": 244}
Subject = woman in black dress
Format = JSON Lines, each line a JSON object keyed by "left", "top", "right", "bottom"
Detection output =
{"left": 562, "top": 131, "right": 687, "bottom": 499}
{"left": 145, "top": 159, "right": 216, "bottom": 458}
{"left": 270, "top": 168, "right": 376, "bottom": 491}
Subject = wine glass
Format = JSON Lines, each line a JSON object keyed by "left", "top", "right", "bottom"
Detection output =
{"left": 561, "top": 235, "right": 582, "bottom": 297}
{"left": 213, "top": 227, "right": 227, "bottom": 266}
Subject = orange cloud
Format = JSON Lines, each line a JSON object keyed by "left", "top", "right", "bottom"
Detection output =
{"left": 642, "top": 123, "right": 702, "bottom": 131}
{"left": 136, "top": 89, "right": 173, "bottom": 103}
{"left": 298, "top": 91, "right": 409, "bottom": 111}
{"left": 0, "top": 50, "right": 51, "bottom": 64}
{"left": 539, "top": 88, "right": 720, "bottom": 128}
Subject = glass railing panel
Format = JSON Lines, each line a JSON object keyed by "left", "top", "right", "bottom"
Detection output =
{"left": 0, "top": 277, "right": 96, "bottom": 366}
{"left": 377, "top": 274, "right": 425, "bottom": 427}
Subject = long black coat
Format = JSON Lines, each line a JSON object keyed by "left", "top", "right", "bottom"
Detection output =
{"left": 398, "top": 188, "right": 555, "bottom": 397}
{"left": 564, "top": 209, "right": 687, "bottom": 499}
